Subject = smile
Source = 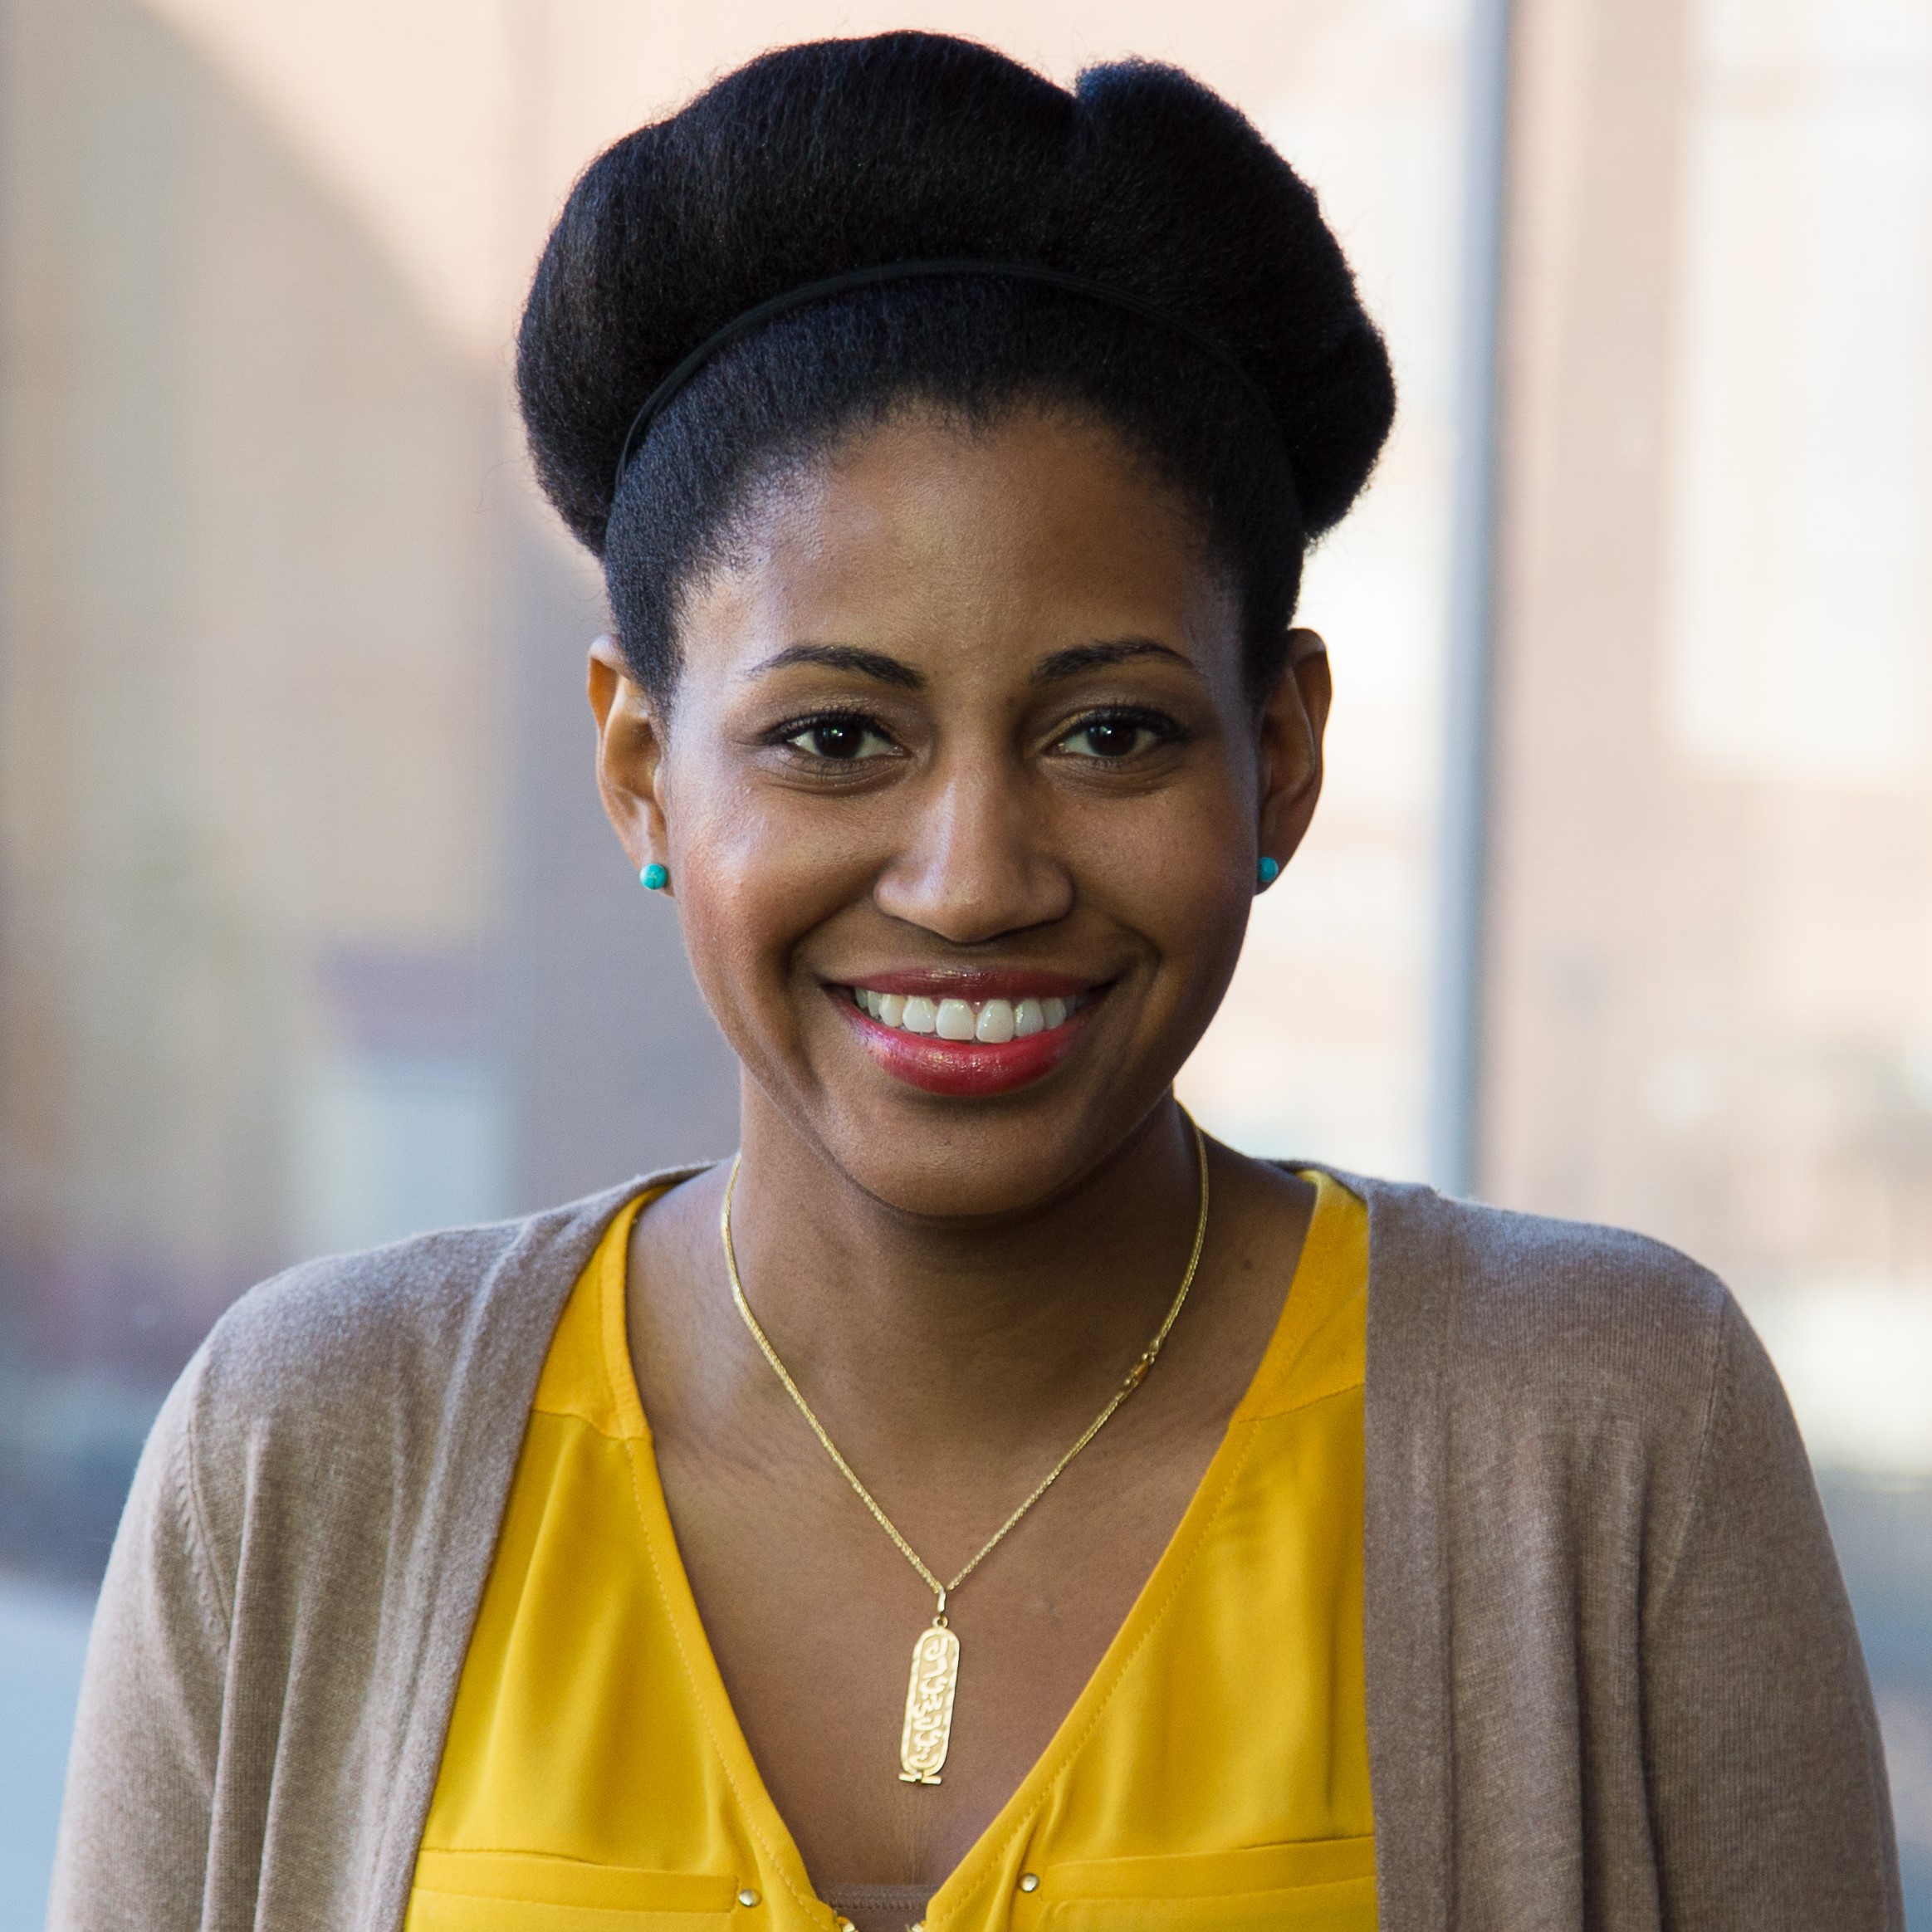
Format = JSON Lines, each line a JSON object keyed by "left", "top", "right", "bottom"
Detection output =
{"left": 834, "top": 976, "right": 1104, "bottom": 1098}
{"left": 849, "top": 987, "right": 1090, "bottom": 1042}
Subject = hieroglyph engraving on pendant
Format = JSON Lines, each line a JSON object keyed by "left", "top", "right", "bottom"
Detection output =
{"left": 898, "top": 1620, "right": 961, "bottom": 1784}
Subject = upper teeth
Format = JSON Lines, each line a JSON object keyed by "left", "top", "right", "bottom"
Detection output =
{"left": 853, "top": 989, "right": 1084, "bottom": 1040}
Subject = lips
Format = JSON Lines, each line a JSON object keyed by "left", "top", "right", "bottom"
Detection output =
{"left": 832, "top": 973, "right": 1105, "bottom": 1097}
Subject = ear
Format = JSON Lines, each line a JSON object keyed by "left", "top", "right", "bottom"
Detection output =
{"left": 1255, "top": 628, "right": 1330, "bottom": 876}
{"left": 588, "top": 634, "right": 673, "bottom": 893}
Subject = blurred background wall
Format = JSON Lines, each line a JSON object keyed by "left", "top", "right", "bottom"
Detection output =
{"left": 0, "top": 0, "right": 1925, "bottom": 1921}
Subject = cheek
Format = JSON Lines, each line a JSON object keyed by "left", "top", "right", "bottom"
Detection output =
{"left": 1070, "top": 774, "right": 1258, "bottom": 1010}
{"left": 1139, "top": 801, "right": 1255, "bottom": 991}
{"left": 659, "top": 759, "right": 878, "bottom": 1039}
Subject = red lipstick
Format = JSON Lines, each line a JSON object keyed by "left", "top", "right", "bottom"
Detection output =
{"left": 830, "top": 975, "right": 1105, "bottom": 1098}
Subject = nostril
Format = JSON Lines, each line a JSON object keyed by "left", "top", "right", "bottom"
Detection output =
{"left": 873, "top": 846, "right": 1075, "bottom": 946}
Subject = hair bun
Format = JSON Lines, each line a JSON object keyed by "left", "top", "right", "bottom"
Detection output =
{"left": 1064, "top": 60, "right": 1395, "bottom": 536}
{"left": 517, "top": 32, "right": 1392, "bottom": 555}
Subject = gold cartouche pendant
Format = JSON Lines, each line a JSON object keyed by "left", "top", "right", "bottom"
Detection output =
{"left": 898, "top": 1596, "right": 961, "bottom": 1785}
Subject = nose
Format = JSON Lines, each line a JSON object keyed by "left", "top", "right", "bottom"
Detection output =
{"left": 873, "top": 754, "right": 1073, "bottom": 944}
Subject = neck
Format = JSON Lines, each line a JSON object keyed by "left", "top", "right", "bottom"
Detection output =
{"left": 720, "top": 1087, "right": 1207, "bottom": 1463}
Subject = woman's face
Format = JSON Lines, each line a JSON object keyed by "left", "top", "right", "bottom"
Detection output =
{"left": 590, "top": 407, "right": 1328, "bottom": 1218}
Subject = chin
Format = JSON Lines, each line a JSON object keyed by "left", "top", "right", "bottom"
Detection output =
{"left": 811, "top": 1056, "right": 1180, "bottom": 1225}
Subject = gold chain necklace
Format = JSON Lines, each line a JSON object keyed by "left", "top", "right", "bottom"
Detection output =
{"left": 718, "top": 1112, "right": 1211, "bottom": 1786}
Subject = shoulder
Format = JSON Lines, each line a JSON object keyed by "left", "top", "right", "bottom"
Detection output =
{"left": 158, "top": 1174, "right": 692, "bottom": 1574}
{"left": 1440, "top": 1186, "right": 1725, "bottom": 1345}
{"left": 1327, "top": 1167, "right": 1729, "bottom": 1347}
{"left": 1338, "top": 1171, "right": 1737, "bottom": 1450}
{"left": 1343, "top": 1176, "right": 1811, "bottom": 1632}
{"left": 191, "top": 1184, "right": 635, "bottom": 1428}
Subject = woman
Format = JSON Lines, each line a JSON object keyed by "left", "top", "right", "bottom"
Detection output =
{"left": 51, "top": 32, "right": 1901, "bottom": 1932}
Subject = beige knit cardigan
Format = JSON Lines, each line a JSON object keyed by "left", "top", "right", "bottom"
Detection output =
{"left": 48, "top": 1167, "right": 1906, "bottom": 1930}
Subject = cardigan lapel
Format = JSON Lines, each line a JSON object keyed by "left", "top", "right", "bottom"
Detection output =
{"left": 362, "top": 1166, "right": 716, "bottom": 1932}
{"left": 1356, "top": 1174, "right": 1460, "bottom": 1932}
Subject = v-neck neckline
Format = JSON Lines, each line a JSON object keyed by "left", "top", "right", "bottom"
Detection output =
{"left": 601, "top": 1170, "right": 1354, "bottom": 1930}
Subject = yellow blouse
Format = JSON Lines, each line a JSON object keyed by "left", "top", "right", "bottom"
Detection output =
{"left": 407, "top": 1171, "right": 1376, "bottom": 1932}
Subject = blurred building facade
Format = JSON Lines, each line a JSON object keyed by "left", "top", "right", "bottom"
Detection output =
{"left": 1, "top": 0, "right": 507, "bottom": 1388}
{"left": 0, "top": 0, "right": 744, "bottom": 1573}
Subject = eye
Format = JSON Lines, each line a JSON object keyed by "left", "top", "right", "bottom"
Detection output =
{"left": 1054, "top": 712, "right": 1177, "bottom": 761}
{"left": 780, "top": 714, "right": 898, "bottom": 761}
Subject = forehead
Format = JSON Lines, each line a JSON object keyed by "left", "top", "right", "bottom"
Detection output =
{"left": 680, "top": 406, "right": 1237, "bottom": 676}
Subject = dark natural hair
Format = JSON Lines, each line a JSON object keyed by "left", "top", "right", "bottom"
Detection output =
{"left": 516, "top": 32, "right": 1394, "bottom": 712}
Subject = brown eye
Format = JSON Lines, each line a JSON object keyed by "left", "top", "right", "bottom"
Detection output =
{"left": 1055, "top": 713, "right": 1171, "bottom": 760}
{"left": 784, "top": 717, "right": 896, "bottom": 761}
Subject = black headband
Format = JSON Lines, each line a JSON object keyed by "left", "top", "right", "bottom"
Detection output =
{"left": 611, "top": 257, "right": 1282, "bottom": 494}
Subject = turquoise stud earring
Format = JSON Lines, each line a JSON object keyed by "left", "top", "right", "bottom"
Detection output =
{"left": 1256, "top": 856, "right": 1280, "bottom": 890}
{"left": 640, "top": 863, "right": 669, "bottom": 892}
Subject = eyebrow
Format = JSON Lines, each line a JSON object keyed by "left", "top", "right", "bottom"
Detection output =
{"left": 746, "top": 635, "right": 1196, "bottom": 690}
{"left": 1031, "top": 638, "right": 1196, "bottom": 683}
{"left": 746, "top": 643, "right": 925, "bottom": 688}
